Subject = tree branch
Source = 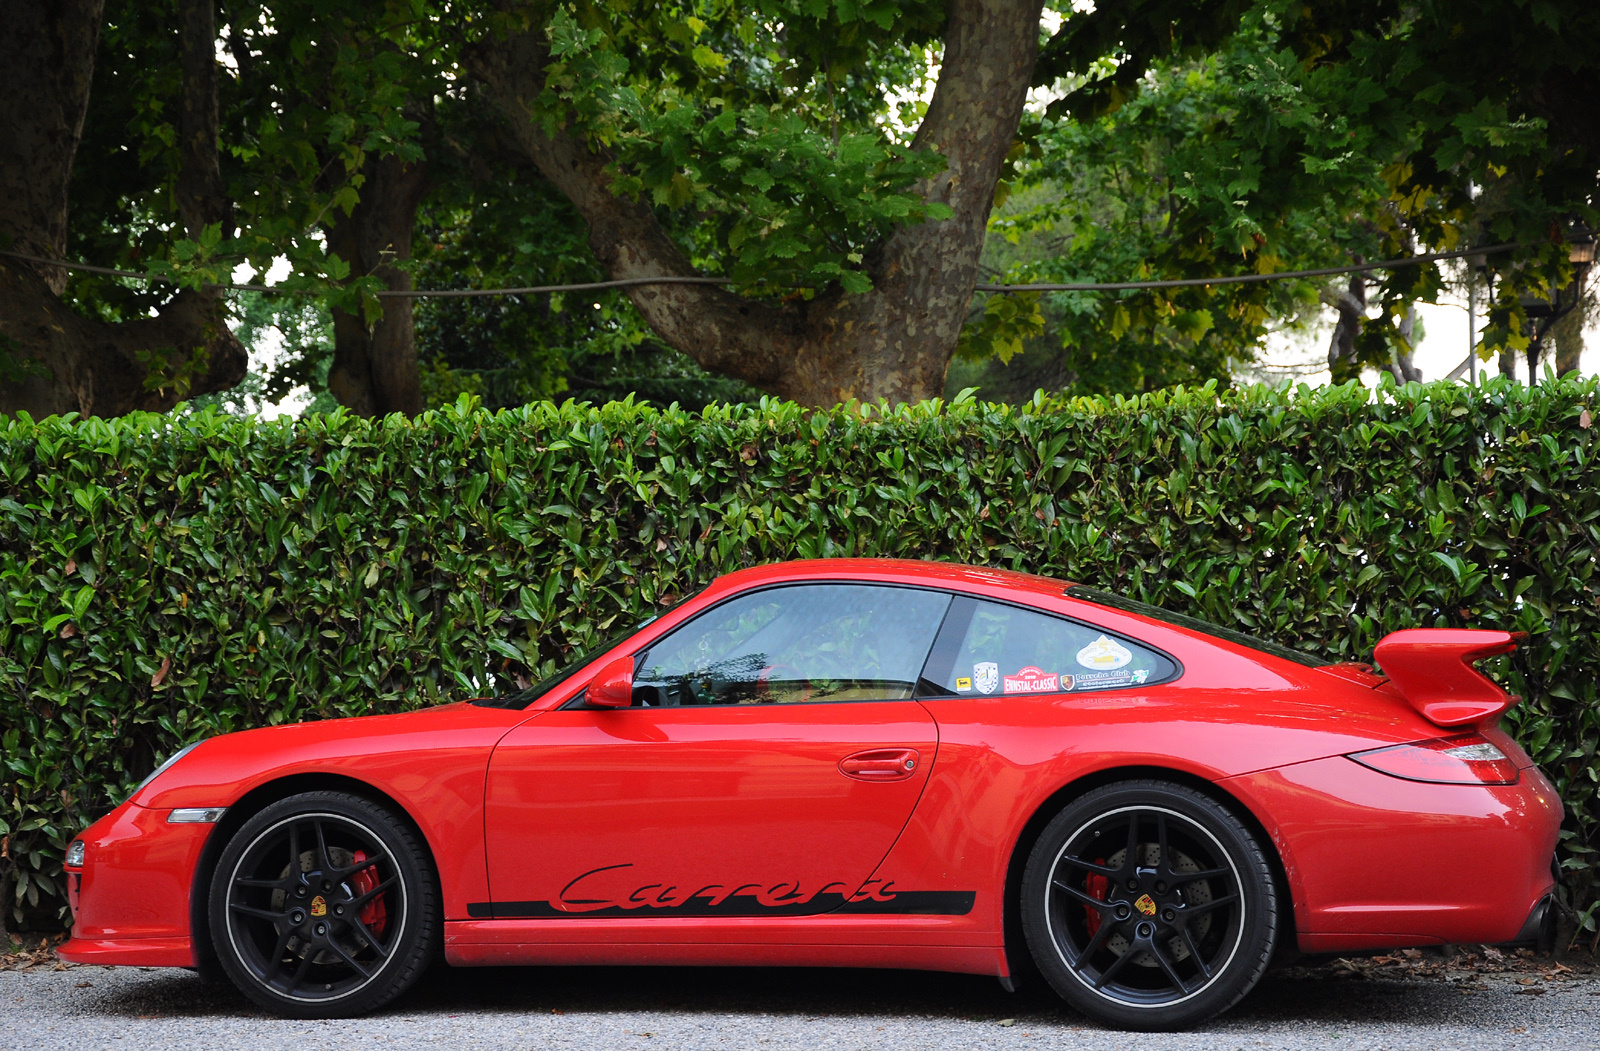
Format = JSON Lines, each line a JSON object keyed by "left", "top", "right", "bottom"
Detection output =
{"left": 0, "top": 0, "right": 245, "bottom": 417}
{"left": 469, "top": 0, "right": 1044, "bottom": 404}
{"left": 467, "top": 29, "right": 802, "bottom": 391}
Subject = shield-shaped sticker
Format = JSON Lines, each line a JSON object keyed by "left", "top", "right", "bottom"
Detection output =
{"left": 973, "top": 662, "right": 999, "bottom": 694}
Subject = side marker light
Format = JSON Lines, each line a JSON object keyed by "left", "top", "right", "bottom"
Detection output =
{"left": 168, "top": 807, "right": 229, "bottom": 824}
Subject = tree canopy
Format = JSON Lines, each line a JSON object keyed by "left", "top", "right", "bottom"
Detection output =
{"left": 2, "top": 0, "right": 1596, "bottom": 418}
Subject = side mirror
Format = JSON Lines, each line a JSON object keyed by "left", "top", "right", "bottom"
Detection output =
{"left": 588, "top": 655, "right": 635, "bottom": 708}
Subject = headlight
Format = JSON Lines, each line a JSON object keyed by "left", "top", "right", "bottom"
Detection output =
{"left": 126, "top": 740, "right": 204, "bottom": 802}
{"left": 66, "top": 840, "right": 86, "bottom": 868}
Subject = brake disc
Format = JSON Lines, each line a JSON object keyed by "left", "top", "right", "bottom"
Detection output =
{"left": 1100, "top": 843, "right": 1214, "bottom": 967}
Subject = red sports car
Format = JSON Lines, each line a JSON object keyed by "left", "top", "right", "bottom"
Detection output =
{"left": 60, "top": 559, "right": 1561, "bottom": 1029}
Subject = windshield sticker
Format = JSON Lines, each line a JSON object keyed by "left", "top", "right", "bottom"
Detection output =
{"left": 955, "top": 676, "right": 972, "bottom": 692}
{"left": 1003, "top": 666, "right": 1062, "bottom": 694}
{"left": 1077, "top": 634, "right": 1133, "bottom": 670}
{"left": 973, "top": 662, "right": 999, "bottom": 694}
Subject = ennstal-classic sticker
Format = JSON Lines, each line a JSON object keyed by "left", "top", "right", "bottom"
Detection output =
{"left": 1002, "top": 666, "right": 1060, "bottom": 694}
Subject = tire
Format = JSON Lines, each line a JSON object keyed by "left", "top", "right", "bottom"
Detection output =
{"left": 208, "top": 791, "right": 437, "bottom": 1018}
{"left": 1020, "top": 780, "right": 1278, "bottom": 1031}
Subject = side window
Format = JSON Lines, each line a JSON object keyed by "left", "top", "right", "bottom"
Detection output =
{"left": 634, "top": 584, "right": 951, "bottom": 706}
{"left": 921, "top": 599, "right": 1176, "bottom": 696}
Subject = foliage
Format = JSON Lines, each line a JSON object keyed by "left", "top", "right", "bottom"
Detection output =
{"left": 1323, "top": 0, "right": 1600, "bottom": 363}
{"left": 43, "top": 0, "right": 1600, "bottom": 409}
{"left": 507, "top": 0, "right": 951, "bottom": 295}
{"left": 3, "top": 378, "right": 1599, "bottom": 935}
{"left": 408, "top": 106, "right": 758, "bottom": 411}
{"left": 180, "top": 291, "right": 339, "bottom": 417}
{"left": 985, "top": 7, "right": 1409, "bottom": 389}
{"left": 64, "top": 0, "right": 433, "bottom": 330}
{"left": 982, "top": 0, "right": 1599, "bottom": 388}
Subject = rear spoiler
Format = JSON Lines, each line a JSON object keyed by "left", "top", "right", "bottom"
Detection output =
{"left": 1371, "top": 628, "right": 1527, "bottom": 727}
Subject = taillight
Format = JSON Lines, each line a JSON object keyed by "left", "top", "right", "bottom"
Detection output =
{"left": 1348, "top": 733, "right": 1520, "bottom": 785}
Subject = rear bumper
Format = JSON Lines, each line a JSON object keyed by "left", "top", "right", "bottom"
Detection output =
{"left": 1504, "top": 894, "right": 1556, "bottom": 950}
{"left": 1224, "top": 756, "right": 1563, "bottom": 952}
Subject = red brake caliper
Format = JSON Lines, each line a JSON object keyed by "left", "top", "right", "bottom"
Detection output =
{"left": 1084, "top": 859, "right": 1108, "bottom": 937}
{"left": 350, "top": 850, "right": 388, "bottom": 937}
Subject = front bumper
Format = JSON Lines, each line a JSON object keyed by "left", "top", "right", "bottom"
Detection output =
{"left": 58, "top": 801, "right": 216, "bottom": 968}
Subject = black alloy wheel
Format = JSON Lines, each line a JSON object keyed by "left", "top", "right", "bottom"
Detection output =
{"left": 209, "top": 791, "right": 437, "bottom": 1017}
{"left": 1020, "top": 781, "right": 1278, "bottom": 1030}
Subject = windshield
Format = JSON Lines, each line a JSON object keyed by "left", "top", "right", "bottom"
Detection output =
{"left": 471, "top": 587, "right": 708, "bottom": 709}
{"left": 1065, "top": 586, "right": 1330, "bottom": 668}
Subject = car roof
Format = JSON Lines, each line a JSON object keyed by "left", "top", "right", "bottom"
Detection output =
{"left": 705, "top": 558, "right": 1075, "bottom": 602}
{"left": 696, "top": 560, "right": 1314, "bottom": 677}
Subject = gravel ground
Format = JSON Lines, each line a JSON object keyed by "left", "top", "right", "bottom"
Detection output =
{"left": 4, "top": 960, "right": 1597, "bottom": 1050}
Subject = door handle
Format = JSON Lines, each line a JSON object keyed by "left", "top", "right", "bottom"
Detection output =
{"left": 839, "top": 747, "right": 922, "bottom": 782}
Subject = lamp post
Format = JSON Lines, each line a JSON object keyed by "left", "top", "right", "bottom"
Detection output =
{"left": 1467, "top": 253, "right": 1482, "bottom": 385}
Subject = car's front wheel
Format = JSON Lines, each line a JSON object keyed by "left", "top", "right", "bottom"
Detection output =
{"left": 1020, "top": 780, "right": 1278, "bottom": 1030}
{"left": 208, "top": 790, "right": 437, "bottom": 1017}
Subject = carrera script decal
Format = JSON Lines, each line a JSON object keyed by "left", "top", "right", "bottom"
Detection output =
{"left": 559, "top": 863, "right": 862, "bottom": 913}
{"left": 471, "top": 864, "right": 976, "bottom": 920}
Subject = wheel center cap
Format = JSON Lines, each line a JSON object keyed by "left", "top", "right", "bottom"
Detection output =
{"left": 1133, "top": 893, "right": 1157, "bottom": 917}
{"left": 309, "top": 894, "right": 327, "bottom": 918}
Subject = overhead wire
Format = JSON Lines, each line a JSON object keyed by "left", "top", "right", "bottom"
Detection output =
{"left": 0, "top": 242, "right": 1524, "bottom": 298}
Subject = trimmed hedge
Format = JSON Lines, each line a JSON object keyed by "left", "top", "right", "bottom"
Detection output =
{"left": 2, "top": 378, "right": 1598, "bottom": 938}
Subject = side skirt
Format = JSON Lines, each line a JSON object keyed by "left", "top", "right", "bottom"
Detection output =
{"left": 443, "top": 917, "right": 1006, "bottom": 976}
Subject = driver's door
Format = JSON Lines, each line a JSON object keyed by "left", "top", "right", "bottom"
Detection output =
{"left": 482, "top": 583, "right": 950, "bottom": 919}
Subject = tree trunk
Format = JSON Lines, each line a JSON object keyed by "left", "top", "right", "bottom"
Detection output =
{"left": 1551, "top": 291, "right": 1587, "bottom": 376}
{"left": 323, "top": 153, "right": 428, "bottom": 417}
{"left": 0, "top": 0, "right": 245, "bottom": 418}
{"left": 1325, "top": 275, "right": 1366, "bottom": 383}
{"left": 1498, "top": 347, "right": 1517, "bottom": 378}
{"left": 1385, "top": 303, "right": 1422, "bottom": 384}
{"left": 469, "top": 0, "right": 1043, "bottom": 406}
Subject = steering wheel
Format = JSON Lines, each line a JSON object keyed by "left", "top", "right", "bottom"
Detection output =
{"left": 755, "top": 664, "right": 813, "bottom": 704}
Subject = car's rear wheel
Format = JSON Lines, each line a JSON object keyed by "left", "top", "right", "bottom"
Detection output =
{"left": 208, "top": 791, "right": 436, "bottom": 1017}
{"left": 1020, "top": 780, "right": 1277, "bottom": 1030}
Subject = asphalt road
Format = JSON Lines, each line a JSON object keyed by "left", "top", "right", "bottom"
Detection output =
{"left": 5, "top": 961, "right": 1596, "bottom": 1050}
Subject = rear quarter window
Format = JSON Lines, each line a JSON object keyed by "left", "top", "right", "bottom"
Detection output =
{"left": 921, "top": 598, "right": 1178, "bottom": 697}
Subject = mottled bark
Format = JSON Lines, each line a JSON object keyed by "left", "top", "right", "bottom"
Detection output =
{"left": 1551, "top": 292, "right": 1588, "bottom": 376}
{"left": 1324, "top": 275, "right": 1366, "bottom": 383}
{"left": 1499, "top": 344, "right": 1518, "bottom": 379}
{"left": 1385, "top": 303, "right": 1422, "bottom": 384}
{"left": 0, "top": 0, "right": 245, "bottom": 418}
{"left": 323, "top": 153, "right": 428, "bottom": 417}
{"left": 470, "top": 0, "right": 1043, "bottom": 405}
